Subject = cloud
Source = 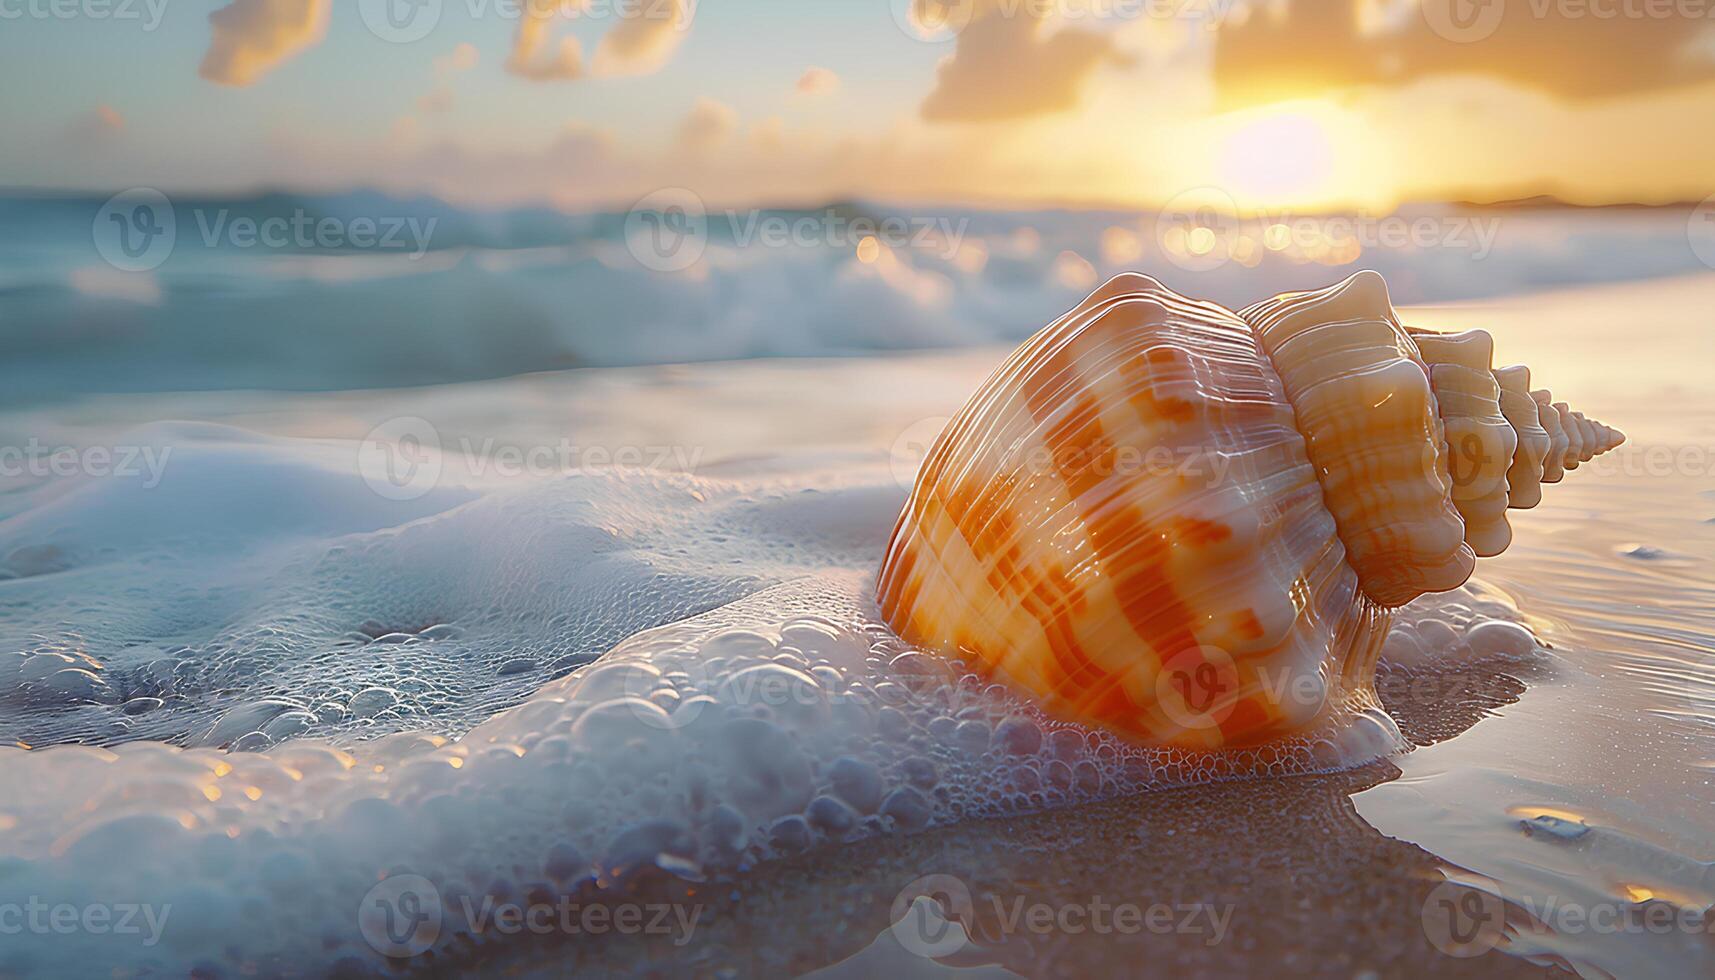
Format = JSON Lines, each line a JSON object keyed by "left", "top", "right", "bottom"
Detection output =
{"left": 437, "top": 42, "right": 481, "bottom": 75}
{"left": 796, "top": 67, "right": 840, "bottom": 97}
{"left": 508, "top": 0, "right": 691, "bottom": 81}
{"left": 919, "top": 2, "right": 1128, "bottom": 121}
{"left": 592, "top": 0, "right": 692, "bottom": 76}
{"left": 63, "top": 104, "right": 125, "bottom": 147}
{"left": 1686, "top": 25, "right": 1715, "bottom": 66}
{"left": 508, "top": 0, "right": 586, "bottom": 81}
{"left": 420, "top": 43, "right": 480, "bottom": 115}
{"left": 200, "top": 0, "right": 329, "bottom": 87}
{"left": 678, "top": 97, "right": 737, "bottom": 153}
{"left": 390, "top": 115, "right": 421, "bottom": 146}
{"left": 93, "top": 105, "right": 125, "bottom": 130}
{"left": 418, "top": 89, "right": 455, "bottom": 114}
{"left": 1212, "top": 1, "right": 1715, "bottom": 107}
{"left": 750, "top": 116, "right": 785, "bottom": 153}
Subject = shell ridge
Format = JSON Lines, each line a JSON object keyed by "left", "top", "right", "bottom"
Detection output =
{"left": 1242, "top": 270, "right": 1476, "bottom": 608}
{"left": 943, "top": 296, "right": 1174, "bottom": 566}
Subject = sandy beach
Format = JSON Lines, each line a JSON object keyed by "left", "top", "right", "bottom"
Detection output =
{"left": 9, "top": 3, "right": 1715, "bottom": 976}
{"left": 1, "top": 274, "right": 1709, "bottom": 977}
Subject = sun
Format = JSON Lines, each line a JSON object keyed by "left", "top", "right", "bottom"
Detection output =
{"left": 1217, "top": 108, "right": 1338, "bottom": 209}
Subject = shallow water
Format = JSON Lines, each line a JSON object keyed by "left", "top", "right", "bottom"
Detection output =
{"left": 0, "top": 275, "right": 1711, "bottom": 978}
{"left": 1352, "top": 274, "right": 1715, "bottom": 978}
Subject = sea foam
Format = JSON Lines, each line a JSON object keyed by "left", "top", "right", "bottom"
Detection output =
{"left": 0, "top": 425, "right": 1540, "bottom": 976}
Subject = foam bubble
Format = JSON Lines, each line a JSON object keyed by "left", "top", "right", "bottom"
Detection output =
{"left": 0, "top": 427, "right": 1546, "bottom": 975}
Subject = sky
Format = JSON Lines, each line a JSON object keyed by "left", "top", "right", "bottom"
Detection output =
{"left": 3, "top": 0, "right": 1715, "bottom": 211}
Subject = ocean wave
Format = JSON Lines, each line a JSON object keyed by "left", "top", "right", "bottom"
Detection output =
{"left": 1, "top": 194, "right": 1704, "bottom": 402}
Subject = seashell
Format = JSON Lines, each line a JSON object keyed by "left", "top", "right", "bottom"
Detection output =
{"left": 1243, "top": 271, "right": 1474, "bottom": 604}
{"left": 1407, "top": 327, "right": 1517, "bottom": 557}
{"left": 877, "top": 271, "right": 1623, "bottom": 750}
{"left": 1557, "top": 401, "right": 1586, "bottom": 469}
{"left": 1532, "top": 389, "right": 1569, "bottom": 483}
{"left": 1494, "top": 366, "right": 1551, "bottom": 508}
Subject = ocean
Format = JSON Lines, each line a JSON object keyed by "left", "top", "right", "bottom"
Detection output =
{"left": 0, "top": 194, "right": 1711, "bottom": 977}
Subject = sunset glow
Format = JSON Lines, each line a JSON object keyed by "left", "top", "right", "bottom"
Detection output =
{"left": 3, "top": 2, "right": 1713, "bottom": 210}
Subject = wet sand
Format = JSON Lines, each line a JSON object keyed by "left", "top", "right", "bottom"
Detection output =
{"left": 477, "top": 654, "right": 1560, "bottom": 979}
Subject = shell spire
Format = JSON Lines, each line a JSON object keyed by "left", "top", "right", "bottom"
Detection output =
{"left": 877, "top": 271, "right": 1623, "bottom": 752}
{"left": 1525, "top": 392, "right": 1626, "bottom": 478}
{"left": 1407, "top": 327, "right": 1518, "bottom": 556}
{"left": 1493, "top": 365, "right": 1550, "bottom": 508}
{"left": 1407, "top": 331, "right": 1621, "bottom": 545}
{"left": 1243, "top": 270, "right": 1475, "bottom": 605}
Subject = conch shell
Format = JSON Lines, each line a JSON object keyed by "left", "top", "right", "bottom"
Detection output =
{"left": 876, "top": 271, "right": 1622, "bottom": 750}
